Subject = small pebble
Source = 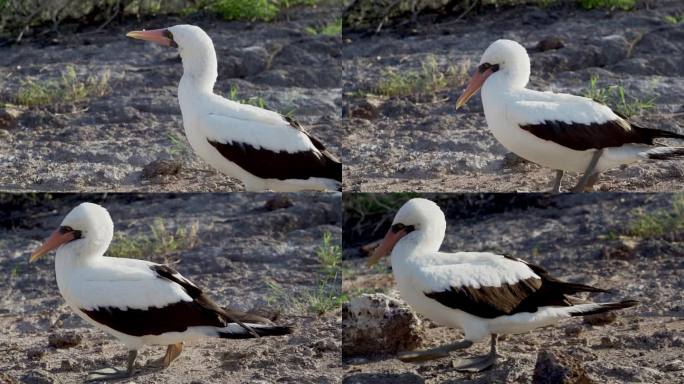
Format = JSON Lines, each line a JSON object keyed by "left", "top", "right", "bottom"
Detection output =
{"left": 141, "top": 159, "right": 182, "bottom": 179}
{"left": 47, "top": 331, "right": 81, "bottom": 349}
{"left": 662, "top": 359, "right": 684, "bottom": 372}
{"left": 584, "top": 311, "right": 617, "bottom": 326}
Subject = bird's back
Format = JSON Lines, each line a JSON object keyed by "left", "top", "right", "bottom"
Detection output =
{"left": 58, "top": 256, "right": 192, "bottom": 312}
{"left": 504, "top": 87, "right": 619, "bottom": 126}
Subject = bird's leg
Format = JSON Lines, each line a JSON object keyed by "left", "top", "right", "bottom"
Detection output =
{"left": 551, "top": 170, "right": 564, "bottom": 193}
{"left": 126, "top": 350, "right": 137, "bottom": 374}
{"left": 398, "top": 339, "right": 473, "bottom": 363}
{"left": 85, "top": 350, "right": 137, "bottom": 382}
{"left": 572, "top": 149, "right": 603, "bottom": 192}
{"left": 453, "top": 334, "right": 499, "bottom": 372}
{"left": 149, "top": 342, "right": 184, "bottom": 368}
{"left": 584, "top": 172, "right": 601, "bottom": 192}
{"left": 162, "top": 342, "right": 183, "bottom": 368}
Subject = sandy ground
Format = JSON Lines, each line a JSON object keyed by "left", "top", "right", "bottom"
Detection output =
{"left": 0, "top": 5, "right": 341, "bottom": 192}
{"left": 342, "top": 193, "right": 684, "bottom": 383}
{"left": 342, "top": 2, "right": 684, "bottom": 192}
{"left": 0, "top": 193, "right": 342, "bottom": 383}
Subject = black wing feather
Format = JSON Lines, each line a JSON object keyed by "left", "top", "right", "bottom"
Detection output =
{"left": 520, "top": 119, "right": 684, "bottom": 151}
{"left": 425, "top": 255, "right": 608, "bottom": 319}
{"left": 207, "top": 115, "right": 341, "bottom": 182}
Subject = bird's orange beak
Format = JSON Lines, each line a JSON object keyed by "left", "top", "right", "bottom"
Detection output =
{"left": 29, "top": 229, "right": 76, "bottom": 263}
{"left": 455, "top": 67, "right": 495, "bottom": 110}
{"left": 366, "top": 227, "right": 410, "bottom": 267}
{"left": 126, "top": 29, "right": 177, "bottom": 47}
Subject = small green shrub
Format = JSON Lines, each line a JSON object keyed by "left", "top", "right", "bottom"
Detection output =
{"left": 583, "top": 75, "right": 655, "bottom": 118}
{"left": 16, "top": 65, "right": 110, "bottom": 107}
{"left": 282, "top": 0, "right": 322, "bottom": 7}
{"left": 108, "top": 218, "right": 199, "bottom": 260}
{"left": 664, "top": 14, "right": 684, "bottom": 25}
{"left": 305, "top": 18, "right": 342, "bottom": 36}
{"left": 266, "top": 231, "right": 343, "bottom": 316}
{"left": 577, "top": 0, "right": 635, "bottom": 10}
{"left": 168, "top": 133, "right": 191, "bottom": 159}
{"left": 343, "top": 193, "right": 419, "bottom": 241}
{"left": 210, "top": 0, "right": 279, "bottom": 21}
{"left": 373, "top": 55, "right": 469, "bottom": 101}
{"left": 227, "top": 84, "right": 268, "bottom": 109}
{"left": 625, "top": 195, "right": 684, "bottom": 238}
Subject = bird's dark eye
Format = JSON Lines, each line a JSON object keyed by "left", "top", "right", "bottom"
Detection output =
{"left": 391, "top": 223, "right": 415, "bottom": 233}
{"left": 59, "top": 226, "right": 83, "bottom": 240}
{"left": 163, "top": 29, "right": 179, "bottom": 47}
{"left": 478, "top": 62, "right": 500, "bottom": 73}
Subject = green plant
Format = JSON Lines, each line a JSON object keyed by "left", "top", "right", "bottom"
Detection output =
{"left": 108, "top": 218, "right": 199, "bottom": 261}
{"left": 372, "top": 56, "right": 469, "bottom": 101}
{"left": 317, "top": 231, "right": 341, "bottom": 273}
{"left": 577, "top": 0, "right": 635, "bottom": 10}
{"left": 266, "top": 277, "right": 346, "bottom": 315}
{"left": 345, "top": 192, "right": 417, "bottom": 227}
{"left": 16, "top": 65, "right": 110, "bottom": 107}
{"left": 584, "top": 75, "right": 611, "bottom": 105}
{"left": 624, "top": 195, "right": 684, "bottom": 238}
{"left": 282, "top": 0, "right": 322, "bottom": 8}
{"left": 664, "top": 14, "right": 684, "bottom": 24}
{"left": 10, "top": 263, "right": 19, "bottom": 279}
{"left": 614, "top": 85, "right": 655, "bottom": 118}
{"left": 305, "top": 18, "right": 342, "bottom": 36}
{"left": 210, "top": 0, "right": 279, "bottom": 21}
{"left": 583, "top": 75, "right": 655, "bottom": 118}
{"left": 266, "top": 231, "right": 343, "bottom": 315}
{"left": 227, "top": 84, "right": 268, "bottom": 109}
{"left": 168, "top": 133, "right": 190, "bottom": 158}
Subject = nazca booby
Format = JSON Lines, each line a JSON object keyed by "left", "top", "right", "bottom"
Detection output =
{"left": 367, "top": 198, "right": 637, "bottom": 371}
{"left": 29, "top": 202, "right": 291, "bottom": 380}
{"left": 127, "top": 25, "right": 341, "bottom": 192}
{"left": 456, "top": 39, "right": 684, "bottom": 192}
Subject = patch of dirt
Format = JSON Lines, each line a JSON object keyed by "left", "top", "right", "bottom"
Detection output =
{"left": 342, "top": 193, "right": 684, "bottom": 383}
{"left": 0, "top": 5, "right": 341, "bottom": 192}
{"left": 343, "top": 2, "right": 684, "bottom": 192}
{"left": 0, "top": 193, "right": 342, "bottom": 383}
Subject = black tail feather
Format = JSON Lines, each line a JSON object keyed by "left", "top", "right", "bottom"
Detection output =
{"left": 218, "top": 324, "right": 293, "bottom": 339}
{"left": 570, "top": 300, "right": 639, "bottom": 317}
{"left": 556, "top": 281, "right": 609, "bottom": 295}
{"left": 634, "top": 125, "right": 684, "bottom": 142}
{"left": 646, "top": 147, "right": 684, "bottom": 160}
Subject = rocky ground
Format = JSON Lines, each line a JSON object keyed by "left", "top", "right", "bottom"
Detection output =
{"left": 0, "top": 193, "right": 342, "bottom": 383}
{"left": 342, "top": 193, "right": 684, "bottom": 383}
{"left": 0, "top": 4, "right": 341, "bottom": 192}
{"left": 343, "top": 1, "right": 684, "bottom": 192}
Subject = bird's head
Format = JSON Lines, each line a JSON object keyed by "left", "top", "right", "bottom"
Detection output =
{"left": 30, "top": 202, "right": 114, "bottom": 263}
{"left": 126, "top": 24, "right": 217, "bottom": 88}
{"left": 367, "top": 198, "right": 446, "bottom": 266}
{"left": 456, "top": 39, "right": 530, "bottom": 109}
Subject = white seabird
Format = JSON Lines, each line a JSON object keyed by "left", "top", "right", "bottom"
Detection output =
{"left": 29, "top": 202, "right": 292, "bottom": 381}
{"left": 367, "top": 198, "right": 637, "bottom": 372}
{"left": 126, "top": 25, "right": 341, "bottom": 192}
{"left": 456, "top": 39, "right": 684, "bottom": 192}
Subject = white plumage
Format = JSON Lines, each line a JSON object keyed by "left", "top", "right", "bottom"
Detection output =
{"left": 128, "top": 25, "right": 341, "bottom": 192}
{"left": 30, "top": 202, "right": 291, "bottom": 380}
{"left": 368, "top": 198, "right": 637, "bottom": 371}
{"left": 457, "top": 39, "right": 684, "bottom": 192}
